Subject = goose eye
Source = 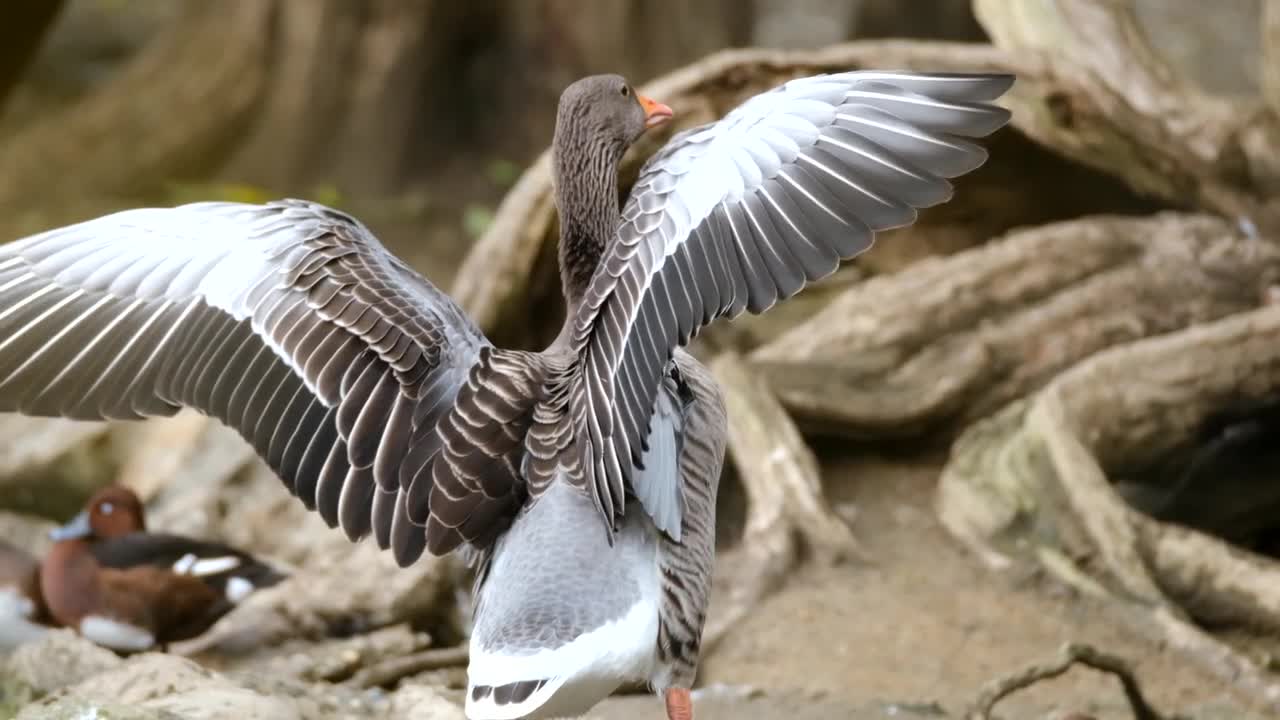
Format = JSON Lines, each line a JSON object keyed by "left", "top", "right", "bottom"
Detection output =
{"left": 99, "top": 502, "right": 114, "bottom": 515}
{"left": 620, "top": 85, "right": 630, "bottom": 97}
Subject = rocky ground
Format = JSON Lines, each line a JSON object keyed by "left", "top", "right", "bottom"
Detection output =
{"left": 1, "top": 440, "right": 1266, "bottom": 720}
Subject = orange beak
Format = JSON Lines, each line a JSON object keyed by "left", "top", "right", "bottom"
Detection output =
{"left": 638, "top": 94, "right": 674, "bottom": 129}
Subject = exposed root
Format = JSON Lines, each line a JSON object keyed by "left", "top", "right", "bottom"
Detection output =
{"left": 965, "top": 643, "right": 1185, "bottom": 720}
{"left": 974, "top": 0, "right": 1280, "bottom": 231}
{"left": 751, "top": 213, "right": 1280, "bottom": 438}
{"left": 703, "top": 352, "right": 867, "bottom": 648}
{"left": 939, "top": 304, "right": 1280, "bottom": 710}
{"left": 345, "top": 644, "right": 469, "bottom": 689}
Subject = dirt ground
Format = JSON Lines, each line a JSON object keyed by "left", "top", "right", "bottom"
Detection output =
{"left": 2, "top": 446, "right": 1262, "bottom": 720}
{"left": 587, "top": 449, "right": 1265, "bottom": 720}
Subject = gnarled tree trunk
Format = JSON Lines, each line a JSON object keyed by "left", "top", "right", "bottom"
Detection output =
{"left": 0, "top": 0, "right": 276, "bottom": 236}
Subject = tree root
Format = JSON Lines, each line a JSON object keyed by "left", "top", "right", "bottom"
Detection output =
{"left": 965, "top": 643, "right": 1185, "bottom": 720}
{"left": 702, "top": 352, "right": 866, "bottom": 648}
{"left": 751, "top": 213, "right": 1280, "bottom": 437}
{"left": 939, "top": 304, "right": 1280, "bottom": 710}
{"left": 1266, "top": 0, "right": 1280, "bottom": 119}
{"left": 345, "top": 644, "right": 469, "bottom": 689}
{"left": 975, "top": 0, "right": 1280, "bottom": 232}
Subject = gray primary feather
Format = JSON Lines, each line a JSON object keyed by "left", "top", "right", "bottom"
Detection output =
{"left": 631, "top": 368, "right": 688, "bottom": 541}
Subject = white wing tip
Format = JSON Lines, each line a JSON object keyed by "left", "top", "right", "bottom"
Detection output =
{"left": 172, "top": 553, "right": 242, "bottom": 577}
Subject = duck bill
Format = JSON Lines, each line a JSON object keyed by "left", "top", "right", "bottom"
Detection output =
{"left": 638, "top": 94, "right": 674, "bottom": 129}
{"left": 49, "top": 511, "right": 91, "bottom": 541}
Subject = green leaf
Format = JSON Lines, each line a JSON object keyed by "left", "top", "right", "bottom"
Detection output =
{"left": 462, "top": 204, "right": 495, "bottom": 239}
{"left": 310, "top": 183, "right": 343, "bottom": 208}
{"left": 486, "top": 159, "right": 521, "bottom": 188}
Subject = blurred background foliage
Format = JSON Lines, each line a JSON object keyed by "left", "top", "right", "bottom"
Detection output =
{"left": 0, "top": 0, "right": 989, "bottom": 279}
{"left": 0, "top": 0, "right": 1259, "bottom": 283}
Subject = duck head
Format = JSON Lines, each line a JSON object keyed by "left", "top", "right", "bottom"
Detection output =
{"left": 50, "top": 485, "right": 146, "bottom": 542}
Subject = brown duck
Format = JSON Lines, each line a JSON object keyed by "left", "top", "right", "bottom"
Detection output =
{"left": 40, "top": 485, "right": 284, "bottom": 652}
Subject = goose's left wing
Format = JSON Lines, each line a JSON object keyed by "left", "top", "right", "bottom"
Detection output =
{"left": 0, "top": 200, "right": 489, "bottom": 566}
{"left": 568, "top": 71, "right": 1014, "bottom": 529}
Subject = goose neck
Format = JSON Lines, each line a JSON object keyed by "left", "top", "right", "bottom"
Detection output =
{"left": 553, "top": 132, "right": 623, "bottom": 309}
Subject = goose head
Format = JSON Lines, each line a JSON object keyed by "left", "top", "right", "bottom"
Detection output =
{"left": 554, "top": 74, "right": 673, "bottom": 160}
{"left": 551, "top": 74, "right": 673, "bottom": 308}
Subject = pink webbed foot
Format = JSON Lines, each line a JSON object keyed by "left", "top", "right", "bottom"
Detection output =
{"left": 665, "top": 687, "right": 692, "bottom": 720}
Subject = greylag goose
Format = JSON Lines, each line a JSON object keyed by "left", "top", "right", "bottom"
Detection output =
{"left": 0, "top": 70, "right": 1012, "bottom": 718}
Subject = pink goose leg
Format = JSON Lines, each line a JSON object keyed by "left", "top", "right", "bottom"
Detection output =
{"left": 665, "top": 688, "right": 692, "bottom": 720}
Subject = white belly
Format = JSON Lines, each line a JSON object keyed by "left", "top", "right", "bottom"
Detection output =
{"left": 464, "top": 482, "right": 663, "bottom": 720}
{"left": 467, "top": 590, "right": 660, "bottom": 719}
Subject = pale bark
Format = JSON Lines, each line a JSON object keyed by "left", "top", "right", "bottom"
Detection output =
{"left": 702, "top": 351, "right": 863, "bottom": 649}
{"left": 975, "top": 0, "right": 1280, "bottom": 228}
{"left": 751, "top": 214, "right": 1279, "bottom": 436}
{"left": 938, "top": 305, "right": 1280, "bottom": 709}
{"left": 1264, "top": 0, "right": 1280, "bottom": 116}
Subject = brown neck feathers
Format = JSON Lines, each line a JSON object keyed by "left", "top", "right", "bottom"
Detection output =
{"left": 553, "top": 125, "right": 623, "bottom": 309}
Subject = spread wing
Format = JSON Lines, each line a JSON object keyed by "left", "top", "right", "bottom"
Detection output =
{"left": 568, "top": 71, "right": 1014, "bottom": 528}
{"left": 0, "top": 199, "right": 488, "bottom": 565}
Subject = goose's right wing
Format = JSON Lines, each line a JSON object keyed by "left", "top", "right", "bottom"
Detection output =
{"left": 567, "top": 72, "right": 1014, "bottom": 531}
{"left": 0, "top": 200, "right": 488, "bottom": 565}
